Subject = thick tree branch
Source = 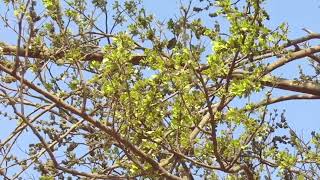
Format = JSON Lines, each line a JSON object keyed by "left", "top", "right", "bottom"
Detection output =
{"left": 0, "top": 42, "right": 145, "bottom": 65}
{"left": 232, "top": 71, "right": 320, "bottom": 96}
{"left": 265, "top": 45, "right": 320, "bottom": 74}
{"left": 283, "top": 33, "right": 320, "bottom": 47}
{"left": 189, "top": 97, "right": 233, "bottom": 141}
{"left": 248, "top": 94, "right": 320, "bottom": 110}
{"left": 263, "top": 77, "right": 320, "bottom": 96}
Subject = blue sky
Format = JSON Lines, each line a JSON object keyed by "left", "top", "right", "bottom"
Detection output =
{"left": 0, "top": 0, "right": 319, "bottom": 178}
{"left": 264, "top": 0, "right": 320, "bottom": 134}
{"left": 143, "top": 0, "right": 320, "bottom": 136}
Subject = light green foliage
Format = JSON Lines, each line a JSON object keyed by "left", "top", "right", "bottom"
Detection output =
{"left": 39, "top": 176, "right": 54, "bottom": 180}
{"left": 0, "top": 0, "right": 318, "bottom": 179}
{"left": 276, "top": 151, "right": 297, "bottom": 170}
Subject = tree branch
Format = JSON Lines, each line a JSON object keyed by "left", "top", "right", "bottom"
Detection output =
{"left": 0, "top": 62, "right": 181, "bottom": 180}
{"left": 265, "top": 45, "right": 320, "bottom": 74}
{"left": 0, "top": 42, "right": 145, "bottom": 65}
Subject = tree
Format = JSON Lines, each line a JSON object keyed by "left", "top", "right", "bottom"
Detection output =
{"left": 0, "top": 0, "right": 319, "bottom": 179}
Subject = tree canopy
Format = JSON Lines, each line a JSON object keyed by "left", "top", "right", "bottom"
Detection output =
{"left": 0, "top": 0, "right": 320, "bottom": 179}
